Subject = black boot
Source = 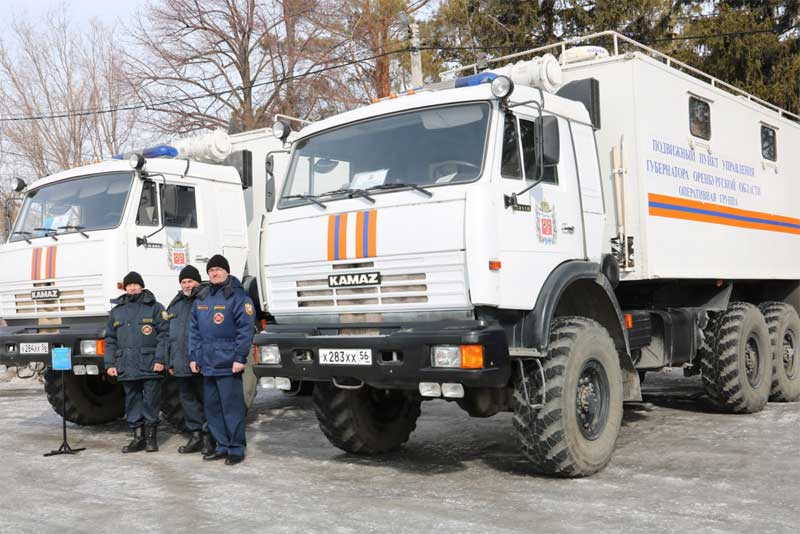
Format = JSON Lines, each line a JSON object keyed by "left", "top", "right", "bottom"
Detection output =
{"left": 122, "top": 426, "right": 146, "bottom": 453}
{"left": 178, "top": 431, "right": 203, "bottom": 454}
{"left": 201, "top": 431, "right": 216, "bottom": 456}
{"left": 145, "top": 425, "right": 159, "bottom": 452}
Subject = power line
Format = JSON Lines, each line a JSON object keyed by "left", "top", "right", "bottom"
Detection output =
{"left": 0, "top": 47, "right": 409, "bottom": 123}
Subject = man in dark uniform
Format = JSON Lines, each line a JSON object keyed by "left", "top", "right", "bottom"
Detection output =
{"left": 189, "top": 254, "right": 255, "bottom": 465}
{"left": 165, "top": 265, "right": 215, "bottom": 455}
{"left": 104, "top": 271, "right": 169, "bottom": 453}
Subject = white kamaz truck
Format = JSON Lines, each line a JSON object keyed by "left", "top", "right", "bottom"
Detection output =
{"left": 0, "top": 128, "right": 293, "bottom": 426}
{"left": 253, "top": 31, "right": 800, "bottom": 476}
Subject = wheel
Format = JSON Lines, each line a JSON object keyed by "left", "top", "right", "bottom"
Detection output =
{"left": 758, "top": 302, "right": 800, "bottom": 402}
{"left": 43, "top": 370, "right": 124, "bottom": 425}
{"left": 160, "top": 376, "right": 185, "bottom": 430}
{"left": 699, "top": 302, "right": 772, "bottom": 413}
{"left": 312, "top": 383, "right": 421, "bottom": 454}
{"left": 162, "top": 360, "right": 259, "bottom": 431}
{"left": 511, "top": 316, "right": 623, "bottom": 477}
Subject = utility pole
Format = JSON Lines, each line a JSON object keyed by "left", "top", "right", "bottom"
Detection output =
{"left": 409, "top": 22, "right": 423, "bottom": 88}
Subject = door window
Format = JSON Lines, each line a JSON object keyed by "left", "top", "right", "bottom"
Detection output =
{"left": 136, "top": 180, "right": 159, "bottom": 227}
{"left": 159, "top": 184, "right": 198, "bottom": 228}
{"left": 500, "top": 114, "right": 557, "bottom": 184}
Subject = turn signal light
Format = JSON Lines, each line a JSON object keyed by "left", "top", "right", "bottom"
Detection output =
{"left": 489, "top": 260, "right": 502, "bottom": 271}
{"left": 459, "top": 345, "right": 484, "bottom": 369}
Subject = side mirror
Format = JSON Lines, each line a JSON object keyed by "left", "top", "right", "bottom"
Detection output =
{"left": 265, "top": 155, "right": 276, "bottom": 212}
{"left": 539, "top": 116, "right": 560, "bottom": 166}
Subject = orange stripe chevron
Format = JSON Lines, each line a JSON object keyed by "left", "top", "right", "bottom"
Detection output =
{"left": 30, "top": 249, "right": 37, "bottom": 281}
{"left": 367, "top": 210, "right": 377, "bottom": 257}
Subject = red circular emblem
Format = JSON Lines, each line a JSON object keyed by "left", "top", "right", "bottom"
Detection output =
{"left": 213, "top": 312, "right": 225, "bottom": 325}
{"left": 141, "top": 325, "right": 153, "bottom": 336}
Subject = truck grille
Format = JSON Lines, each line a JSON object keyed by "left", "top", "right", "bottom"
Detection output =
{"left": 296, "top": 265, "right": 428, "bottom": 307}
{"left": 269, "top": 251, "right": 469, "bottom": 314}
{"left": 15, "top": 284, "right": 86, "bottom": 313}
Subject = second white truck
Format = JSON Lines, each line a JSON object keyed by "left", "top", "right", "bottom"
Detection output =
{"left": 253, "top": 31, "right": 800, "bottom": 476}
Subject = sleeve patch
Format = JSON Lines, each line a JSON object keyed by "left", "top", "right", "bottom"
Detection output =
{"left": 112, "top": 321, "right": 121, "bottom": 328}
{"left": 244, "top": 302, "right": 254, "bottom": 316}
{"left": 162, "top": 311, "right": 170, "bottom": 320}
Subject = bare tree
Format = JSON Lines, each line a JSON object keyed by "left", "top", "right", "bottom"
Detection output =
{"left": 128, "top": 0, "right": 356, "bottom": 135}
{"left": 0, "top": 8, "right": 145, "bottom": 179}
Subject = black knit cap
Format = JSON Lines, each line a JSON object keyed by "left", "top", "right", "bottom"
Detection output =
{"left": 206, "top": 254, "right": 230, "bottom": 274}
{"left": 178, "top": 264, "right": 202, "bottom": 283}
{"left": 123, "top": 271, "right": 145, "bottom": 288}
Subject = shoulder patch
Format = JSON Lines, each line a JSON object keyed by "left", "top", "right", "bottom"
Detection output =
{"left": 162, "top": 310, "right": 170, "bottom": 320}
{"left": 112, "top": 321, "right": 121, "bottom": 328}
{"left": 244, "top": 302, "right": 254, "bottom": 316}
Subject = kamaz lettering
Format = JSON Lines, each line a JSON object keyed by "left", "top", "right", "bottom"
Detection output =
{"left": 327, "top": 272, "right": 381, "bottom": 288}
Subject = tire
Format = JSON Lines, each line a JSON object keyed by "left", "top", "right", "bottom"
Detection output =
{"left": 162, "top": 362, "right": 259, "bottom": 431}
{"left": 699, "top": 302, "right": 772, "bottom": 413}
{"left": 160, "top": 376, "right": 185, "bottom": 430}
{"left": 511, "top": 316, "right": 623, "bottom": 477}
{"left": 758, "top": 302, "right": 800, "bottom": 402}
{"left": 312, "top": 382, "right": 421, "bottom": 454}
{"left": 44, "top": 370, "right": 124, "bottom": 425}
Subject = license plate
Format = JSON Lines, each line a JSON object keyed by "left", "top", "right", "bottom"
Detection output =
{"left": 319, "top": 348, "right": 372, "bottom": 366}
{"left": 20, "top": 342, "right": 49, "bottom": 354}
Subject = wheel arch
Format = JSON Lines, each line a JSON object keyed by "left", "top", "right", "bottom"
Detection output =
{"left": 525, "top": 260, "right": 640, "bottom": 401}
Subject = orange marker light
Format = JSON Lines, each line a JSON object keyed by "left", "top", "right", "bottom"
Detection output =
{"left": 625, "top": 314, "right": 634, "bottom": 329}
{"left": 96, "top": 340, "right": 106, "bottom": 356}
{"left": 489, "top": 260, "right": 502, "bottom": 271}
{"left": 460, "top": 345, "right": 484, "bottom": 369}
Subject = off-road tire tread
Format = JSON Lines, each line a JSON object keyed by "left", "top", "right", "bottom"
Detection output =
{"left": 511, "top": 316, "right": 620, "bottom": 477}
{"left": 44, "top": 370, "right": 124, "bottom": 425}
{"left": 699, "top": 302, "right": 769, "bottom": 413}
{"left": 313, "top": 383, "right": 421, "bottom": 455}
{"left": 758, "top": 301, "right": 800, "bottom": 402}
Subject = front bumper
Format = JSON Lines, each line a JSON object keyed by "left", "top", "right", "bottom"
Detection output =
{"left": 253, "top": 320, "right": 511, "bottom": 389}
{"left": 0, "top": 322, "right": 107, "bottom": 368}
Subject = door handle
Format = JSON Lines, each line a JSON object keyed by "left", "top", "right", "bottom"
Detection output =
{"left": 195, "top": 255, "right": 210, "bottom": 263}
{"left": 561, "top": 224, "right": 575, "bottom": 234}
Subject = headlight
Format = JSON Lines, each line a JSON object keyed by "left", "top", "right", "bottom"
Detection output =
{"left": 490, "top": 75, "right": 514, "bottom": 99}
{"left": 431, "top": 346, "right": 460, "bottom": 368}
{"left": 80, "top": 340, "right": 97, "bottom": 356}
{"left": 259, "top": 345, "right": 281, "bottom": 365}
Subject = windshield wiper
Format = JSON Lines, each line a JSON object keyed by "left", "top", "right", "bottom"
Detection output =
{"left": 58, "top": 225, "right": 89, "bottom": 239}
{"left": 367, "top": 182, "right": 433, "bottom": 198}
{"left": 282, "top": 194, "right": 327, "bottom": 209}
{"left": 319, "top": 187, "right": 376, "bottom": 203}
{"left": 11, "top": 231, "right": 32, "bottom": 244}
{"left": 33, "top": 228, "right": 58, "bottom": 241}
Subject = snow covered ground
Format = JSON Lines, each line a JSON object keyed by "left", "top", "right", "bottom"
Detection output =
{"left": 0, "top": 370, "right": 797, "bottom": 533}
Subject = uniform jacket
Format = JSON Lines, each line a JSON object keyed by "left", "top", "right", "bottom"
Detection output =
{"left": 104, "top": 289, "right": 169, "bottom": 381}
{"left": 189, "top": 276, "right": 255, "bottom": 377}
{"left": 165, "top": 284, "right": 206, "bottom": 377}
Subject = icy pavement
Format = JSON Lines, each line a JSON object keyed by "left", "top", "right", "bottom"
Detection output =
{"left": 0, "top": 370, "right": 798, "bottom": 534}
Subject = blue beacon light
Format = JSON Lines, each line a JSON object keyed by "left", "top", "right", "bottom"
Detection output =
{"left": 454, "top": 72, "right": 498, "bottom": 88}
{"left": 112, "top": 144, "right": 178, "bottom": 160}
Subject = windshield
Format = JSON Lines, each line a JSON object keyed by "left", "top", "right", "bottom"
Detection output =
{"left": 280, "top": 102, "right": 491, "bottom": 206}
{"left": 10, "top": 172, "right": 133, "bottom": 242}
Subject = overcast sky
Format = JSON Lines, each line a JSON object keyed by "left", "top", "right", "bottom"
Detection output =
{"left": 2, "top": 0, "right": 146, "bottom": 30}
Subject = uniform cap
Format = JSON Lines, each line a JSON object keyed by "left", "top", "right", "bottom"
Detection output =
{"left": 206, "top": 254, "right": 230, "bottom": 274}
{"left": 179, "top": 264, "right": 202, "bottom": 283}
{"left": 123, "top": 271, "right": 145, "bottom": 288}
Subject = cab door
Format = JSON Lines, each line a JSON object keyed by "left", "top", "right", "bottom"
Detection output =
{"left": 496, "top": 110, "right": 585, "bottom": 310}
{"left": 126, "top": 178, "right": 214, "bottom": 304}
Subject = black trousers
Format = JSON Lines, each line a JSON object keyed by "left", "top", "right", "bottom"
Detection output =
{"left": 177, "top": 374, "right": 206, "bottom": 432}
{"left": 123, "top": 379, "right": 161, "bottom": 428}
